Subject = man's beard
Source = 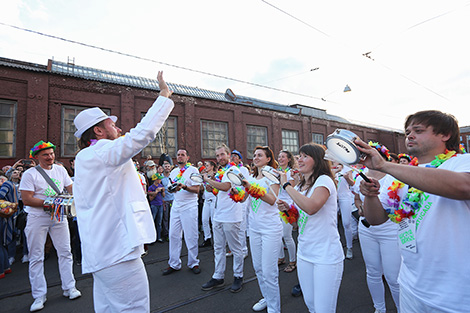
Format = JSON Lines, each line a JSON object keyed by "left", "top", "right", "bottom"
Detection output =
{"left": 147, "top": 168, "right": 157, "bottom": 178}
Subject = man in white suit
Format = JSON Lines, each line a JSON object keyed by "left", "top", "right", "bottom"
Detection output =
{"left": 73, "top": 72, "right": 174, "bottom": 312}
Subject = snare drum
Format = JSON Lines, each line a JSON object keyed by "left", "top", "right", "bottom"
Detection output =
{"left": 43, "top": 195, "right": 75, "bottom": 218}
{"left": 226, "top": 167, "right": 246, "bottom": 186}
{"left": 326, "top": 129, "right": 363, "bottom": 165}
{"left": 190, "top": 173, "right": 204, "bottom": 183}
{"left": 261, "top": 165, "right": 280, "bottom": 184}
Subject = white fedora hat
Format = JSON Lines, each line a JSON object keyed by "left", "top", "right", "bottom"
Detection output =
{"left": 74, "top": 107, "right": 117, "bottom": 138}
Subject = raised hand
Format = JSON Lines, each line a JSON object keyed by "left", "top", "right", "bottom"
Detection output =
{"left": 157, "top": 71, "right": 173, "bottom": 98}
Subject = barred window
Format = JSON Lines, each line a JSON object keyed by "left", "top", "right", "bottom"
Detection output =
{"left": 247, "top": 125, "right": 268, "bottom": 155}
{"left": 62, "top": 105, "right": 111, "bottom": 157}
{"left": 282, "top": 129, "right": 299, "bottom": 154}
{"left": 201, "top": 120, "right": 228, "bottom": 158}
{"left": 312, "top": 133, "right": 324, "bottom": 145}
{"left": 142, "top": 116, "right": 177, "bottom": 158}
{"left": 0, "top": 99, "right": 16, "bottom": 157}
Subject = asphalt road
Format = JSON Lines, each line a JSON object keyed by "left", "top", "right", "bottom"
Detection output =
{"left": 0, "top": 224, "right": 398, "bottom": 313}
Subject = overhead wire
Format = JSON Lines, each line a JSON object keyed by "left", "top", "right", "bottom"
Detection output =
{"left": 0, "top": 21, "right": 331, "bottom": 103}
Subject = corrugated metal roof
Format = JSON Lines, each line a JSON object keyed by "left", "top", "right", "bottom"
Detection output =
{"left": 0, "top": 57, "right": 48, "bottom": 73}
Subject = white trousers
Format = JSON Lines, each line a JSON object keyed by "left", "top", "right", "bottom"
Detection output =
{"left": 212, "top": 221, "right": 244, "bottom": 279}
{"left": 278, "top": 221, "right": 296, "bottom": 262}
{"left": 297, "top": 258, "right": 343, "bottom": 313}
{"left": 239, "top": 202, "right": 248, "bottom": 255}
{"left": 25, "top": 214, "right": 76, "bottom": 299}
{"left": 338, "top": 199, "right": 353, "bottom": 249}
{"left": 168, "top": 208, "right": 199, "bottom": 269}
{"left": 359, "top": 221, "right": 401, "bottom": 313}
{"left": 201, "top": 199, "right": 215, "bottom": 240}
{"left": 93, "top": 257, "right": 149, "bottom": 313}
{"left": 249, "top": 230, "right": 282, "bottom": 313}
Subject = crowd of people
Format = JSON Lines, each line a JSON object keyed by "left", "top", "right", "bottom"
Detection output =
{"left": 0, "top": 72, "right": 468, "bottom": 313}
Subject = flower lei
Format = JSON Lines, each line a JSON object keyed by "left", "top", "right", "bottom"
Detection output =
{"left": 398, "top": 153, "right": 412, "bottom": 162}
{"left": 174, "top": 163, "right": 191, "bottom": 183}
{"left": 278, "top": 166, "right": 290, "bottom": 173}
{"left": 368, "top": 141, "right": 391, "bottom": 161}
{"left": 280, "top": 204, "right": 299, "bottom": 224}
{"left": 460, "top": 144, "right": 467, "bottom": 154}
{"left": 229, "top": 186, "right": 246, "bottom": 202}
{"left": 388, "top": 149, "right": 457, "bottom": 223}
{"left": 245, "top": 182, "right": 267, "bottom": 199}
{"left": 211, "top": 162, "right": 240, "bottom": 195}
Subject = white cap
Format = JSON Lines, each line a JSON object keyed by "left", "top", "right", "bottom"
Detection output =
{"left": 73, "top": 107, "right": 117, "bottom": 138}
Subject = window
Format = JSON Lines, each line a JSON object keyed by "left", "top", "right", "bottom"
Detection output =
{"left": 312, "top": 133, "right": 324, "bottom": 145}
{"left": 247, "top": 125, "right": 268, "bottom": 155}
{"left": 282, "top": 129, "right": 299, "bottom": 154}
{"left": 201, "top": 120, "right": 228, "bottom": 158}
{"left": 62, "top": 105, "right": 111, "bottom": 157}
{"left": 0, "top": 99, "right": 16, "bottom": 157}
{"left": 142, "top": 116, "right": 177, "bottom": 158}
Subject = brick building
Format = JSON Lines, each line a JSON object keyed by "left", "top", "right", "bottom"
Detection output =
{"left": 0, "top": 57, "right": 410, "bottom": 168}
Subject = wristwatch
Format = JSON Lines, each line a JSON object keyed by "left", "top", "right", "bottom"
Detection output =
{"left": 282, "top": 182, "right": 291, "bottom": 190}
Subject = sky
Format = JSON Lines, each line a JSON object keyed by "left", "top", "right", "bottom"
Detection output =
{"left": 1, "top": 0, "right": 469, "bottom": 131}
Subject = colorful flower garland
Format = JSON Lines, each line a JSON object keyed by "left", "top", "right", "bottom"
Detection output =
{"left": 368, "top": 141, "right": 391, "bottom": 161}
{"left": 174, "top": 163, "right": 191, "bottom": 183}
{"left": 229, "top": 187, "right": 246, "bottom": 202}
{"left": 460, "top": 144, "right": 467, "bottom": 154}
{"left": 398, "top": 153, "right": 412, "bottom": 162}
{"left": 211, "top": 162, "right": 240, "bottom": 196}
{"left": 388, "top": 149, "right": 456, "bottom": 223}
{"left": 280, "top": 204, "right": 299, "bottom": 224}
{"left": 278, "top": 166, "right": 290, "bottom": 173}
{"left": 353, "top": 165, "right": 366, "bottom": 182}
{"left": 245, "top": 183, "right": 267, "bottom": 199}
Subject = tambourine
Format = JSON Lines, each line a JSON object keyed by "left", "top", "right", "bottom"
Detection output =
{"left": 261, "top": 165, "right": 280, "bottom": 184}
{"left": 326, "top": 129, "right": 363, "bottom": 165}
{"left": 43, "top": 195, "right": 76, "bottom": 218}
{"left": 226, "top": 167, "right": 245, "bottom": 186}
{"left": 190, "top": 173, "right": 204, "bottom": 183}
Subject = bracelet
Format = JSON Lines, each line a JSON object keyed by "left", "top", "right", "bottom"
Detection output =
{"left": 282, "top": 182, "right": 292, "bottom": 190}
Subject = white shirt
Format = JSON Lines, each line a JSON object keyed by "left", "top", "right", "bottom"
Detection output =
{"left": 20, "top": 165, "right": 73, "bottom": 216}
{"left": 295, "top": 175, "right": 344, "bottom": 264}
{"left": 278, "top": 169, "right": 293, "bottom": 205}
{"left": 247, "top": 175, "right": 282, "bottom": 234}
{"left": 336, "top": 168, "right": 354, "bottom": 200}
{"left": 74, "top": 95, "right": 174, "bottom": 274}
{"left": 398, "top": 154, "right": 470, "bottom": 312}
{"left": 214, "top": 165, "right": 250, "bottom": 223}
{"left": 169, "top": 165, "right": 199, "bottom": 212}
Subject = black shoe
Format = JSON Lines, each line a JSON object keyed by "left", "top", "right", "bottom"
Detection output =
{"left": 199, "top": 239, "right": 212, "bottom": 248}
{"left": 230, "top": 276, "right": 243, "bottom": 293}
{"left": 202, "top": 278, "right": 224, "bottom": 291}
{"left": 191, "top": 265, "right": 201, "bottom": 274}
{"left": 291, "top": 284, "right": 302, "bottom": 297}
{"left": 162, "top": 267, "right": 179, "bottom": 276}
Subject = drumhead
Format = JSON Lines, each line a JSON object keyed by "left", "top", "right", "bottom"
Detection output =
{"left": 226, "top": 167, "right": 245, "bottom": 186}
{"left": 190, "top": 173, "right": 204, "bottom": 183}
{"left": 261, "top": 166, "right": 280, "bottom": 184}
{"left": 326, "top": 129, "right": 361, "bottom": 164}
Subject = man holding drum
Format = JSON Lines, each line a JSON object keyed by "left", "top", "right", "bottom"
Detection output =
{"left": 357, "top": 110, "right": 470, "bottom": 313}
{"left": 201, "top": 144, "right": 249, "bottom": 293}
{"left": 20, "top": 141, "right": 81, "bottom": 312}
{"left": 73, "top": 71, "right": 174, "bottom": 312}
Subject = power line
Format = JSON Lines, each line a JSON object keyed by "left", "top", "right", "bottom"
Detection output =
{"left": 0, "top": 21, "right": 330, "bottom": 103}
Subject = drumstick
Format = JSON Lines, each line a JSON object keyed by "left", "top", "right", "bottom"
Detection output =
{"left": 269, "top": 184, "right": 290, "bottom": 217}
{"left": 324, "top": 150, "right": 371, "bottom": 183}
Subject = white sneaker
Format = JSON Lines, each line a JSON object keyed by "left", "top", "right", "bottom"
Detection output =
{"left": 226, "top": 251, "right": 233, "bottom": 257}
{"left": 252, "top": 298, "right": 267, "bottom": 311}
{"left": 243, "top": 252, "right": 249, "bottom": 259}
{"left": 30, "top": 296, "right": 46, "bottom": 312}
{"left": 22, "top": 255, "right": 29, "bottom": 263}
{"left": 8, "top": 257, "right": 15, "bottom": 266}
{"left": 63, "top": 287, "right": 82, "bottom": 300}
{"left": 374, "top": 310, "right": 385, "bottom": 313}
{"left": 346, "top": 248, "right": 353, "bottom": 259}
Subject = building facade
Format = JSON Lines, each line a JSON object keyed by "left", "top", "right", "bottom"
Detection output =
{"left": 0, "top": 57, "right": 410, "bottom": 168}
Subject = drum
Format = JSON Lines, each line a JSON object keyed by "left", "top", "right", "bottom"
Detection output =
{"left": 43, "top": 195, "right": 75, "bottom": 218}
{"left": 226, "top": 167, "right": 246, "bottom": 186}
{"left": 325, "top": 129, "right": 363, "bottom": 165}
{"left": 261, "top": 165, "right": 280, "bottom": 184}
{"left": 190, "top": 173, "right": 204, "bottom": 183}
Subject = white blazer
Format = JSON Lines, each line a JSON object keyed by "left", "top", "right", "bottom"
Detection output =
{"left": 74, "top": 96, "right": 174, "bottom": 273}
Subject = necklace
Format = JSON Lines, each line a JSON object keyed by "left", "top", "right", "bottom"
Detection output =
{"left": 212, "top": 162, "right": 239, "bottom": 195}
{"left": 388, "top": 150, "right": 456, "bottom": 223}
{"left": 174, "top": 163, "right": 191, "bottom": 182}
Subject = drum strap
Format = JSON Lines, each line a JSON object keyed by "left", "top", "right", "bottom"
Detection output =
{"left": 35, "top": 165, "right": 62, "bottom": 196}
